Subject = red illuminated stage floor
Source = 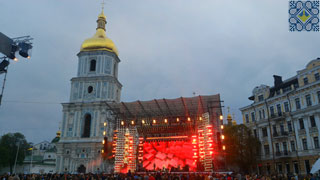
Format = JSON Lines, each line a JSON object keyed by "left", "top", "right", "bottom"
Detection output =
{"left": 143, "top": 141, "right": 196, "bottom": 171}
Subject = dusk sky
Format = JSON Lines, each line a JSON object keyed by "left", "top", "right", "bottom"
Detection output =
{"left": 0, "top": 0, "right": 319, "bottom": 143}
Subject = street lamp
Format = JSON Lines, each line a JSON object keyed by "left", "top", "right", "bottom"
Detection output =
{"left": 13, "top": 141, "right": 21, "bottom": 174}
{"left": 27, "top": 147, "right": 34, "bottom": 174}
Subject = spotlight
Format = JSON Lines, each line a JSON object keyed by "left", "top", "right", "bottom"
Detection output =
{"left": 18, "top": 42, "right": 32, "bottom": 58}
{"left": 8, "top": 44, "right": 18, "bottom": 60}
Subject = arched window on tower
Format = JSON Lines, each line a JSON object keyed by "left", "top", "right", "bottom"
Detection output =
{"left": 90, "top": 60, "right": 96, "bottom": 72}
{"left": 82, "top": 114, "right": 91, "bottom": 138}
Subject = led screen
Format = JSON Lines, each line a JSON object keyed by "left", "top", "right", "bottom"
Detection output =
{"left": 143, "top": 141, "right": 196, "bottom": 171}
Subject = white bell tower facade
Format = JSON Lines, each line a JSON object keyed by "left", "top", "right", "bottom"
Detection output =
{"left": 56, "top": 9, "right": 121, "bottom": 173}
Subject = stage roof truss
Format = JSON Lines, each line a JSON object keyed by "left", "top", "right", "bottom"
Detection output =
{"left": 105, "top": 94, "right": 222, "bottom": 121}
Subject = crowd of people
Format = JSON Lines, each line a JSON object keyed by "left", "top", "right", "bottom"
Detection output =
{"left": 0, "top": 172, "right": 320, "bottom": 180}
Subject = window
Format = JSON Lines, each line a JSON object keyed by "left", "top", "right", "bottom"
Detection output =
{"left": 277, "top": 104, "right": 282, "bottom": 116}
{"left": 287, "top": 121, "right": 292, "bottom": 132}
{"left": 273, "top": 125, "right": 278, "bottom": 136}
{"left": 251, "top": 112, "right": 255, "bottom": 122}
{"left": 275, "top": 143, "right": 280, "bottom": 153}
{"left": 90, "top": 59, "right": 96, "bottom": 71}
{"left": 310, "top": 115, "right": 316, "bottom": 127}
{"left": 306, "top": 94, "right": 312, "bottom": 107}
{"left": 264, "top": 144, "right": 270, "bottom": 155}
{"left": 284, "top": 102, "right": 290, "bottom": 112}
{"left": 318, "top": 91, "right": 320, "bottom": 103}
{"left": 245, "top": 114, "right": 249, "bottom": 123}
{"left": 262, "top": 109, "right": 265, "bottom": 119}
{"left": 280, "top": 124, "right": 285, "bottom": 135}
{"left": 67, "top": 127, "right": 72, "bottom": 137}
{"left": 295, "top": 98, "right": 301, "bottom": 110}
{"left": 270, "top": 106, "right": 275, "bottom": 117}
{"left": 315, "top": 73, "right": 320, "bottom": 81}
{"left": 262, "top": 127, "right": 268, "bottom": 137}
{"left": 299, "top": 118, "right": 305, "bottom": 130}
{"left": 286, "top": 163, "right": 290, "bottom": 174}
{"left": 302, "top": 138, "right": 308, "bottom": 150}
{"left": 291, "top": 141, "right": 296, "bottom": 152}
{"left": 283, "top": 142, "right": 288, "bottom": 154}
{"left": 258, "top": 95, "right": 264, "bottom": 102}
{"left": 283, "top": 86, "right": 292, "bottom": 93}
{"left": 88, "top": 86, "right": 93, "bottom": 94}
{"left": 305, "top": 160, "right": 311, "bottom": 174}
{"left": 277, "top": 163, "right": 283, "bottom": 173}
{"left": 303, "top": 77, "right": 309, "bottom": 85}
{"left": 314, "top": 137, "right": 319, "bottom": 149}
{"left": 82, "top": 114, "right": 91, "bottom": 138}
{"left": 253, "top": 129, "right": 257, "bottom": 138}
{"left": 259, "top": 110, "right": 262, "bottom": 120}
{"left": 294, "top": 162, "right": 299, "bottom": 174}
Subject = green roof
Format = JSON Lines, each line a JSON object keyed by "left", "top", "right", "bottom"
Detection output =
{"left": 24, "top": 155, "right": 43, "bottom": 162}
{"left": 51, "top": 137, "right": 60, "bottom": 143}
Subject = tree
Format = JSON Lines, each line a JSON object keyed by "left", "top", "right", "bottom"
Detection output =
{"left": 224, "top": 124, "right": 261, "bottom": 174}
{"left": 0, "top": 132, "right": 30, "bottom": 173}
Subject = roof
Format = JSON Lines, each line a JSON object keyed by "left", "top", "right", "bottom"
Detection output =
{"left": 24, "top": 155, "right": 43, "bottom": 162}
{"left": 51, "top": 137, "right": 60, "bottom": 143}
{"left": 106, "top": 94, "right": 222, "bottom": 119}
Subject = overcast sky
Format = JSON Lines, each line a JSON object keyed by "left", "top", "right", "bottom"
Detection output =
{"left": 0, "top": 0, "right": 319, "bottom": 143}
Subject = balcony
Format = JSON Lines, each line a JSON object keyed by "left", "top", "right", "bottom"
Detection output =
{"left": 298, "top": 129, "right": 306, "bottom": 135}
{"left": 309, "top": 127, "right": 318, "bottom": 133}
{"left": 273, "top": 131, "right": 289, "bottom": 139}
{"left": 275, "top": 150, "right": 291, "bottom": 157}
{"left": 270, "top": 113, "right": 286, "bottom": 121}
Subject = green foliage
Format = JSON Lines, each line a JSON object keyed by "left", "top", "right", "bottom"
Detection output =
{"left": 224, "top": 124, "right": 261, "bottom": 173}
{"left": 0, "top": 132, "right": 30, "bottom": 173}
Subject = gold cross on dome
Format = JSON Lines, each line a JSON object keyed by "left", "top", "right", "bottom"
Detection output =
{"left": 101, "top": 0, "right": 105, "bottom": 11}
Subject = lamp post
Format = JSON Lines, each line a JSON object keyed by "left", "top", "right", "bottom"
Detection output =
{"left": 13, "top": 141, "right": 20, "bottom": 174}
{"left": 28, "top": 147, "right": 34, "bottom": 174}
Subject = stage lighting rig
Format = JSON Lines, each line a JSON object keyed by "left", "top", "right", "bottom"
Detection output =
{"left": 0, "top": 32, "right": 34, "bottom": 106}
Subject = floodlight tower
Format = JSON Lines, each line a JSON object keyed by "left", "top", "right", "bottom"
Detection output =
{"left": 0, "top": 32, "right": 34, "bottom": 106}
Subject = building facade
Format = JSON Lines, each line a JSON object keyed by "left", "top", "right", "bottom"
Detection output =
{"left": 55, "top": 9, "right": 122, "bottom": 173}
{"left": 240, "top": 58, "right": 320, "bottom": 175}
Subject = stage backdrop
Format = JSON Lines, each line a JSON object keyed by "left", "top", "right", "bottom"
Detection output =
{"left": 143, "top": 141, "right": 196, "bottom": 171}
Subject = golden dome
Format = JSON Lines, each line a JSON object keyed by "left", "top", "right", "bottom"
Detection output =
{"left": 227, "top": 114, "right": 232, "bottom": 121}
{"left": 56, "top": 130, "right": 61, "bottom": 137}
{"left": 80, "top": 11, "right": 118, "bottom": 56}
{"left": 232, "top": 120, "right": 237, "bottom": 125}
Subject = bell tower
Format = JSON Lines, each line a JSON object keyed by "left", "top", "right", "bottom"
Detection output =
{"left": 56, "top": 7, "right": 121, "bottom": 173}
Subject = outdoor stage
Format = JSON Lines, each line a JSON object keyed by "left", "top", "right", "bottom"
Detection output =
{"left": 106, "top": 94, "right": 225, "bottom": 173}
